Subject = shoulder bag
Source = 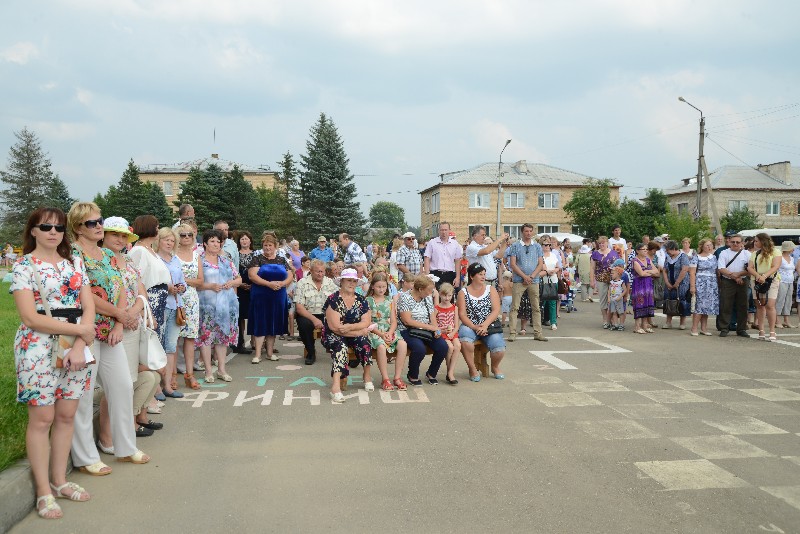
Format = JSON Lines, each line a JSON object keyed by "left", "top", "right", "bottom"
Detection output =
{"left": 406, "top": 297, "right": 435, "bottom": 341}
{"left": 540, "top": 278, "right": 558, "bottom": 301}
{"left": 752, "top": 251, "right": 774, "bottom": 296}
{"left": 138, "top": 294, "right": 167, "bottom": 370}
{"left": 163, "top": 256, "right": 186, "bottom": 326}
{"left": 465, "top": 286, "right": 503, "bottom": 334}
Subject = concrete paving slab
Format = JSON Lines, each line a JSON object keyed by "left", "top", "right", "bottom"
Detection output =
{"left": 671, "top": 435, "right": 775, "bottom": 459}
{"left": 742, "top": 388, "right": 800, "bottom": 402}
{"left": 713, "top": 458, "right": 800, "bottom": 487}
{"left": 576, "top": 419, "right": 660, "bottom": 440}
{"left": 725, "top": 401, "right": 800, "bottom": 416}
{"left": 635, "top": 459, "right": 750, "bottom": 490}
{"left": 757, "top": 379, "right": 800, "bottom": 389}
{"left": 760, "top": 486, "right": 800, "bottom": 511}
{"left": 691, "top": 372, "right": 750, "bottom": 380}
{"left": 530, "top": 391, "right": 602, "bottom": 407}
{"left": 665, "top": 380, "right": 731, "bottom": 391}
{"left": 700, "top": 415, "right": 789, "bottom": 435}
{"left": 637, "top": 390, "right": 713, "bottom": 404}
{"left": 609, "top": 404, "right": 682, "bottom": 419}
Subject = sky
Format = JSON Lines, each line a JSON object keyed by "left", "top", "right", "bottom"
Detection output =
{"left": 2, "top": 0, "right": 799, "bottom": 227}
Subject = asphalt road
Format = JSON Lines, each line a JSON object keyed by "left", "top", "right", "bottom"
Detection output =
{"left": 11, "top": 303, "right": 800, "bottom": 533}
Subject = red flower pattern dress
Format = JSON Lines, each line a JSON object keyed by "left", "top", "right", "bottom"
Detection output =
{"left": 11, "top": 255, "right": 91, "bottom": 405}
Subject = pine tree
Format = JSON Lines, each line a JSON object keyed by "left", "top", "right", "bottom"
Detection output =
{"left": 175, "top": 166, "right": 218, "bottom": 231}
{"left": 44, "top": 174, "right": 76, "bottom": 213}
{"left": 0, "top": 128, "right": 55, "bottom": 233}
{"left": 223, "top": 165, "right": 266, "bottom": 236}
{"left": 142, "top": 182, "right": 174, "bottom": 227}
{"left": 299, "top": 113, "right": 366, "bottom": 242}
{"left": 278, "top": 151, "right": 303, "bottom": 212}
{"left": 97, "top": 160, "right": 151, "bottom": 223}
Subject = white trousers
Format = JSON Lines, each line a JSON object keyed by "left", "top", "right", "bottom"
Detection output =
{"left": 71, "top": 340, "right": 137, "bottom": 466}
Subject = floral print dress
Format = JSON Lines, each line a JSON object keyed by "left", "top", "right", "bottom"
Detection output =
{"left": 178, "top": 250, "right": 200, "bottom": 339}
{"left": 366, "top": 295, "right": 399, "bottom": 351}
{"left": 12, "top": 255, "right": 91, "bottom": 405}
{"left": 196, "top": 254, "right": 239, "bottom": 347}
{"left": 73, "top": 245, "right": 124, "bottom": 342}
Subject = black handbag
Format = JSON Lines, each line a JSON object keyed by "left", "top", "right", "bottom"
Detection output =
{"left": 663, "top": 299, "right": 680, "bottom": 316}
{"left": 540, "top": 281, "right": 558, "bottom": 301}
{"left": 405, "top": 297, "right": 434, "bottom": 341}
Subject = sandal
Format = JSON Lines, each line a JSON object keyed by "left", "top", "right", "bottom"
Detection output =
{"left": 204, "top": 374, "right": 215, "bottom": 383}
{"left": 758, "top": 330, "right": 766, "bottom": 340}
{"left": 184, "top": 373, "right": 200, "bottom": 390}
{"left": 768, "top": 332, "right": 777, "bottom": 342}
{"left": 170, "top": 372, "right": 179, "bottom": 391}
{"left": 381, "top": 379, "right": 395, "bottom": 391}
{"left": 78, "top": 461, "right": 112, "bottom": 476}
{"left": 644, "top": 328, "right": 654, "bottom": 333}
{"left": 50, "top": 481, "right": 90, "bottom": 502}
{"left": 215, "top": 370, "right": 233, "bottom": 382}
{"left": 634, "top": 329, "right": 646, "bottom": 334}
{"left": 519, "top": 329, "right": 527, "bottom": 335}
{"left": 36, "top": 494, "right": 62, "bottom": 519}
{"left": 118, "top": 450, "right": 150, "bottom": 464}
{"left": 393, "top": 378, "right": 408, "bottom": 391}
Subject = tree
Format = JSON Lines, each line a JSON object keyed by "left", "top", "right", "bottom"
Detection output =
{"left": 175, "top": 166, "right": 220, "bottom": 231}
{"left": 256, "top": 185, "right": 304, "bottom": 240}
{"left": 656, "top": 210, "right": 712, "bottom": 248}
{"left": 562, "top": 179, "right": 619, "bottom": 239}
{"left": 368, "top": 201, "right": 406, "bottom": 231}
{"left": 44, "top": 174, "right": 76, "bottom": 213}
{"left": 142, "top": 182, "right": 174, "bottom": 226}
{"left": 223, "top": 165, "right": 267, "bottom": 235}
{"left": 299, "top": 113, "right": 367, "bottom": 242}
{"left": 95, "top": 160, "right": 173, "bottom": 226}
{"left": 721, "top": 206, "right": 761, "bottom": 233}
{"left": 0, "top": 128, "right": 56, "bottom": 237}
{"left": 277, "top": 151, "right": 303, "bottom": 213}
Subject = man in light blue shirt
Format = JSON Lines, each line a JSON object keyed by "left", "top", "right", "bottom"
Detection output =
{"left": 507, "top": 223, "right": 546, "bottom": 342}
{"left": 309, "top": 235, "right": 335, "bottom": 263}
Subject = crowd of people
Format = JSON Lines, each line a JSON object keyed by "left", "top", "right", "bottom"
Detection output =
{"left": 11, "top": 200, "right": 800, "bottom": 519}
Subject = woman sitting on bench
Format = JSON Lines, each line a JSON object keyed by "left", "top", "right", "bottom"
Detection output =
{"left": 458, "top": 262, "right": 506, "bottom": 381}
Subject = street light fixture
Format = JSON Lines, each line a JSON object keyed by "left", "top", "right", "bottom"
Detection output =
{"left": 496, "top": 139, "right": 511, "bottom": 238}
{"left": 678, "top": 96, "right": 705, "bottom": 217}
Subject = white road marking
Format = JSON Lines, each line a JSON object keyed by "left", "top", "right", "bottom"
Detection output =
{"left": 529, "top": 336, "right": 632, "bottom": 370}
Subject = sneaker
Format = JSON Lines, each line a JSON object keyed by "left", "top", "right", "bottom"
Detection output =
{"left": 269, "top": 354, "right": 280, "bottom": 361}
{"left": 617, "top": 325, "right": 625, "bottom": 331}
{"left": 330, "top": 391, "right": 345, "bottom": 403}
{"left": 364, "top": 382, "right": 375, "bottom": 392}
{"left": 551, "top": 324, "right": 558, "bottom": 331}
{"left": 602, "top": 323, "right": 611, "bottom": 329}
{"left": 251, "top": 355, "right": 262, "bottom": 364}
{"left": 425, "top": 375, "right": 439, "bottom": 385}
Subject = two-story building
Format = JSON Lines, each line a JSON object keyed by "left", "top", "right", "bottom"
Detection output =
{"left": 419, "top": 160, "right": 619, "bottom": 240}
{"left": 139, "top": 153, "right": 279, "bottom": 211}
{"left": 664, "top": 161, "right": 800, "bottom": 228}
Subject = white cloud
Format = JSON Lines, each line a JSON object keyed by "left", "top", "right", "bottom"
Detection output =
{"left": 471, "top": 119, "right": 548, "bottom": 164}
{"left": 30, "top": 121, "right": 95, "bottom": 141}
{"left": 40, "top": 81, "right": 58, "bottom": 91}
{"left": 76, "top": 88, "right": 93, "bottom": 106}
{"left": 212, "top": 37, "right": 264, "bottom": 70}
{"left": 0, "top": 41, "right": 39, "bottom": 64}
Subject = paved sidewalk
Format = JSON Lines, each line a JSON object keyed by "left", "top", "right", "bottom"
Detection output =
{"left": 7, "top": 305, "right": 800, "bottom": 532}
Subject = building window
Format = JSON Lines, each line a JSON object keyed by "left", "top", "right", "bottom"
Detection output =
{"left": 503, "top": 225, "right": 522, "bottom": 239}
{"left": 728, "top": 200, "right": 748, "bottom": 211}
{"left": 424, "top": 197, "right": 430, "bottom": 214}
{"left": 538, "top": 225, "right": 559, "bottom": 234}
{"left": 504, "top": 192, "right": 524, "bottom": 208}
{"left": 766, "top": 201, "right": 780, "bottom": 216}
{"left": 469, "top": 192, "right": 491, "bottom": 209}
{"left": 431, "top": 192, "right": 440, "bottom": 214}
{"left": 431, "top": 223, "right": 439, "bottom": 237}
{"left": 677, "top": 202, "right": 689, "bottom": 215}
{"left": 571, "top": 225, "right": 583, "bottom": 236}
{"left": 468, "top": 225, "right": 491, "bottom": 239}
{"left": 538, "top": 193, "right": 559, "bottom": 209}
{"left": 163, "top": 181, "right": 173, "bottom": 196}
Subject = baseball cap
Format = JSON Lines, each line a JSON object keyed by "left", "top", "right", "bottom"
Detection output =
{"left": 317, "top": 236, "right": 327, "bottom": 242}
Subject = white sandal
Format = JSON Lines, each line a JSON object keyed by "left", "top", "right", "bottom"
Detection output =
{"left": 118, "top": 450, "right": 150, "bottom": 464}
{"left": 36, "top": 494, "right": 62, "bottom": 519}
{"left": 50, "top": 481, "right": 90, "bottom": 501}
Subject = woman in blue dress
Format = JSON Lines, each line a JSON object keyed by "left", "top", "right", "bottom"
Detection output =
{"left": 662, "top": 240, "right": 691, "bottom": 329}
{"left": 689, "top": 238, "right": 719, "bottom": 336}
{"left": 197, "top": 229, "right": 241, "bottom": 383}
{"left": 248, "top": 233, "right": 291, "bottom": 363}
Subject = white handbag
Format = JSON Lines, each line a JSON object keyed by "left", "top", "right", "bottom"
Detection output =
{"left": 138, "top": 295, "right": 167, "bottom": 370}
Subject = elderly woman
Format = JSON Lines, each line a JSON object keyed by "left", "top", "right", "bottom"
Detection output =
{"left": 458, "top": 262, "right": 506, "bottom": 381}
{"left": 589, "top": 236, "right": 619, "bottom": 329}
{"left": 776, "top": 241, "right": 797, "bottom": 328}
{"left": 681, "top": 237, "right": 695, "bottom": 258}
{"left": 175, "top": 224, "right": 202, "bottom": 388}
{"left": 322, "top": 268, "right": 373, "bottom": 402}
{"left": 662, "top": 240, "right": 691, "bottom": 329}
{"left": 235, "top": 231, "right": 255, "bottom": 354}
{"left": 98, "top": 217, "right": 161, "bottom": 451}
{"left": 540, "top": 236, "right": 561, "bottom": 330}
{"left": 12, "top": 207, "right": 96, "bottom": 518}
{"left": 155, "top": 227, "right": 187, "bottom": 396}
{"left": 575, "top": 240, "right": 593, "bottom": 302}
{"left": 631, "top": 242, "right": 659, "bottom": 334}
{"left": 288, "top": 239, "right": 305, "bottom": 273}
{"left": 197, "top": 229, "right": 241, "bottom": 382}
{"left": 68, "top": 202, "right": 149, "bottom": 475}
{"left": 689, "top": 239, "right": 719, "bottom": 336}
{"left": 398, "top": 275, "right": 449, "bottom": 386}
{"left": 747, "top": 232, "right": 782, "bottom": 341}
{"left": 248, "top": 233, "right": 291, "bottom": 363}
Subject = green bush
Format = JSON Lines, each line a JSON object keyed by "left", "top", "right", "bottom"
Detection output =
{"left": 0, "top": 284, "right": 28, "bottom": 471}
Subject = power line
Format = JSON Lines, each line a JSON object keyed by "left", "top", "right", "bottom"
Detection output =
{"left": 706, "top": 101, "right": 800, "bottom": 118}
{"left": 711, "top": 112, "right": 800, "bottom": 134}
{"left": 711, "top": 132, "right": 800, "bottom": 158}
{"left": 705, "top": 135, "right": 760, "bottom": 168}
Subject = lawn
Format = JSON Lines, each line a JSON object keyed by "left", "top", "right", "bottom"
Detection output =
{"left": 0, "top": 282, "right": 27, "bottom": 472}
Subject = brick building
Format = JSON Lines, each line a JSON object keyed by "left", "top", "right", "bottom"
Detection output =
{"left": 139, "top": 154, "right": 279, "bottom": 211}
{"left": 664, "top": 161, "right": 800, "bottom": 228}
{"left": 419, "top": 160, "right": 619, "bottom": 240}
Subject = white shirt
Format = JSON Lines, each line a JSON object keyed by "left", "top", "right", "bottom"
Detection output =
{"left": 718, "top": 248, "right": 751, "bottom": 279}
{"left": 609, "top": 237, "right": 627, "bottom": 250}
{"left": 129, "top": 245, "right": 172, "bottom": 289}
{"left": 465, "top": 240, "right": 498, "bottom": 280}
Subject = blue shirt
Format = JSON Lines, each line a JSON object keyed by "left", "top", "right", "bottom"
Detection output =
{"left": 309, "top": 246, "right": 335, "bottom": 263}
{"left": 507, "top": 240, "right": 544, "bottom": 283}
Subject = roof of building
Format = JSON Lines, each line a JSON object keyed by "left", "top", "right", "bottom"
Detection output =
{"left": 421, "top": 160, "right": 611, "bottom": 193}
{"left": 138, "top": 154, "right": 273, "bottom": 174}
{"left": 665, "top": 164, "right": 799, "bottom": 195}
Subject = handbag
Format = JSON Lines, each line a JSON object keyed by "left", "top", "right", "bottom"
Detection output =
{"left": 138, "top": 295, "right": 167, "bottom": 370}
{"left": 405, "top": 297, "right": 435, "bottom": 341}
{"left": 663, "top": 299, "right": 680, "bottom": 316}
{"left": 175, "top": 297, "right": 186, "bottom": 326}
{"left": 540, "top": 281, "right": 558, "bottom": 301}
{"left": 29, "top": 255, "right": 76, "bottom": 369}
{"left": 752, "top": 252, "right": 774, "bottom": 295}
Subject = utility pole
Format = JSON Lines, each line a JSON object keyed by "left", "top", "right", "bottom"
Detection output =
{"left": 678, "top": 97, "right": 705, "bottom": 216}
{"left": 496, "top": 139, "right": 511, "bottom": 239}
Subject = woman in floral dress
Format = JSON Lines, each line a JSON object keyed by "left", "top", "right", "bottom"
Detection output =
{"left": 197, "top": 229, "right": 241, "bottom": 382}
{"left": 175, "top": 223, "right": 202, "bottom": 389}
{"left": 12, "top": 207, "right": 96, "bottom": 519}
{"left": 689, "top": 238, "right": 719, "bottom": 336}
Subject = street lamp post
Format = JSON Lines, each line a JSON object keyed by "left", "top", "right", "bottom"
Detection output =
{"left": 678, "top": 97, "right": 705, "bottom": 217}
{"left": 496, "top": 139, "right": 511, "bottom": 239}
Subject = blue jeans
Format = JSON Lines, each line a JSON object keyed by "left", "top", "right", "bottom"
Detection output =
{"left": 457, "top": 326, "right": 506, "bottom": 353}
{"left": 400, "top": 330, "right": 448, "bottom": 380}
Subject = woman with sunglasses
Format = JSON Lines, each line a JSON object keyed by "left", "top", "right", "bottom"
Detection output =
{"left": 68, "top": 202, "right": 150, "bottom": 475}
{"left": 12, "top": 207, "right": 96, "bottom": 519}
{"left": 631, "top": 243, "right": 658, "bottom": 333}
{"left": 175, "top": 223, "right": 202, "bottom": 388}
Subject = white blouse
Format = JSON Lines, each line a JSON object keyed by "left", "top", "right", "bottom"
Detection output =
{"left": 128, "top": 245, "right": 171, "bottom": 289}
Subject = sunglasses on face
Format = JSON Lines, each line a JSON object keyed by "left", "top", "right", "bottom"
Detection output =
{"left": 81, "top": 217, "right": 104, "bottom": 229}
{"left": 36, "top": 223, "right": 66, "bottom": 233}
{"left": 730, "top": 241, "right": 742, "bottom": 244}
{"left": 179, "top": 233, "right": 193, "bottom": 238}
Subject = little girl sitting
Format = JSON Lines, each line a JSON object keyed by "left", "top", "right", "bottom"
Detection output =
{"left": 366, "top": 273, "right": 408, "bottom": 391}
{"left": 435, "top": 283, "right": 461, "bottom": 385}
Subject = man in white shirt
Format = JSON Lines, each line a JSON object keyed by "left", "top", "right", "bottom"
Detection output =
{"left": 608, "top": 225, "right": 627, "bottom": 255}
{"left": 295, "top": 260, "right": 337, "bottom": 365}
{"left": 338, "top": 233, "right": 367, "bottom": 265}
{"left": 423, "top": 222, "right": 463, "bottom": 288}
{"left": 396, "top": 231, "right": 424, "bottom": 282}
{"left": 717, "top": 234, "right": 751, "bottom": 338}
{"left": 465, "top": 226, "right": 508, "bottom": 284}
